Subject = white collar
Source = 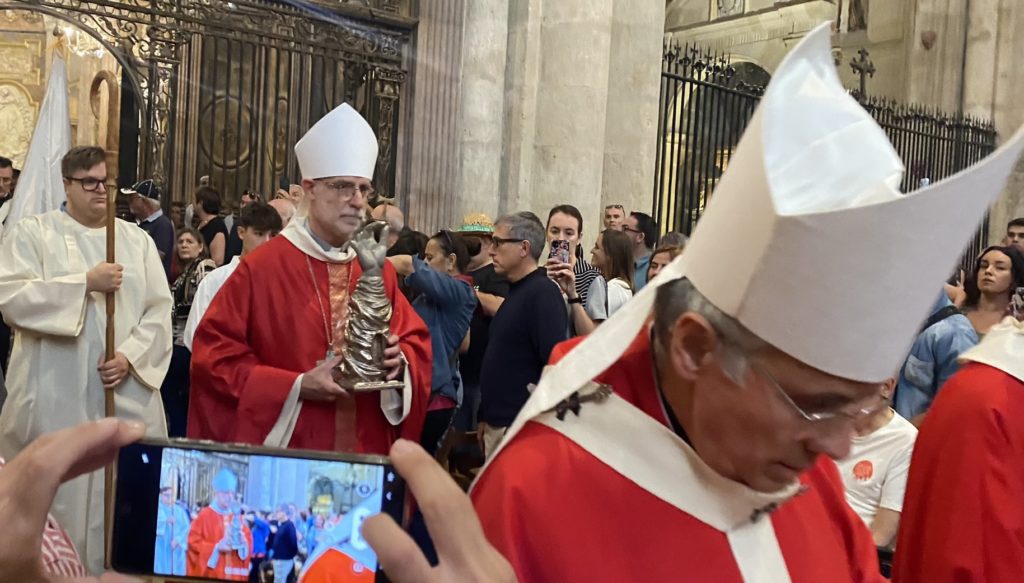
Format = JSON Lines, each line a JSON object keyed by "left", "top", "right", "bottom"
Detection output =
{"left": 959, "top": 316, "right": 1024, "bottom": 383}
{"left": 141, "top": 208, "right": 164, "bottom": 223}
{"left": 280, "top": 217, "right": 355, "bottom": 263}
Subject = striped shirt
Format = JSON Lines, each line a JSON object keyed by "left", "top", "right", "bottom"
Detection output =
{"left": 0, "top": 459, "right": 86, "bottom": 577}
{"left": 574, "top": 258, "right": 601, "bottom": 306}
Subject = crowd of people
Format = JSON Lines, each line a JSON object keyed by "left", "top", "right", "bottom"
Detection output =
{"left": 0, "top": 25, "right": 1023, "bottom": 583}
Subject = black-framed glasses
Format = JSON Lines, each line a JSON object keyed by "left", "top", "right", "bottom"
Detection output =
{"left": 492, "top": 236, "right": 527, "bottom": 246}
{"left": 242, "top": 190, "right": 263, "bottom": 202}
{"left": 314, "top": 178, "right": 375, "bottom": 201}
{"left": 65, "top": 176, "right": 107, "bottom": 192}
{"left": 622, "top": 226, "right": 641, "bottom": 233}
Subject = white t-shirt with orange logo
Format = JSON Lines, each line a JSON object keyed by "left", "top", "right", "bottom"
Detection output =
{"left": 836, "top": 411, "right": 918, "bottom": 526}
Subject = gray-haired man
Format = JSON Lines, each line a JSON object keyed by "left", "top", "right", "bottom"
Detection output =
{"left": 477, "top": 212, "right": 568, "bottom": 457}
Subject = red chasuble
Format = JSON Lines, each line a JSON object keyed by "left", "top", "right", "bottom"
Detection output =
{"left": 185, "top": 506, "right": 253, "bottom": 581}
{"left": 893, "top": 362, "right": 1024, "bottom": 583}
{"left": 471, "top": 331, "right": 886, "bottom": 583}
{"left": 188, "top": 231, "right": 431, "bottom": 454}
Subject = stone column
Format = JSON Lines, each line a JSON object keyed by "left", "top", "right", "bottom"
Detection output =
{"left": 455, "top": 0, "right": 510, "bottom": 221}
{"left": 903, "top": 0, "right": 968, "bottom": 111}
{"left": 984, "top": 0, "right": 1024, "bottom": 242}
{"left": 601, "top": 0, "right": 666, "bottom": 232}
{"left": 527, "top": 0, "right": 615, "bottom": 235}
{"left": 497, "top": 0, "right": 543, "bottom": 216}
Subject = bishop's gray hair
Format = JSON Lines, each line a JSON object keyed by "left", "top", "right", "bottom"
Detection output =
{"left": 495, "top": 211, "right": 546, "bottom": 261}
{"left": 653, "top": 277, "right": 766, "bottom": 380}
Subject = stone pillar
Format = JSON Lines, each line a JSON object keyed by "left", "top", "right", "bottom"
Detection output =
{"left": 497, "top": 0, "right": 543, "bottom": 216}
{"left": 903, "top": 0, "right": 968, "bottom": 111}
{"left": 455, "top": 0, "right": 665, "bottom": 240}
{"left": 601, "top": 0, "right": 666, "bottom": 232}
{"left": 455, "top": 0, "right": 509, "bottom": 221}
{"left": 527, "top": 0, "right": 615, "bottom": 236}
{"left": 405, "top": 0, "right": 466, "bottom": 233}
{"left": 984, "top": 0, "right": 1024, "bottom": 243}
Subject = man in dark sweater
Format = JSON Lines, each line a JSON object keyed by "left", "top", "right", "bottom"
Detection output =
{"left": 269, "top": 505, "right": 298, "bottom": 582}
{"left": 478, "top": 211, "right": 568, "bottom": 458}
{"left": 123, "top": 179, "right": 175, "bottom": 279}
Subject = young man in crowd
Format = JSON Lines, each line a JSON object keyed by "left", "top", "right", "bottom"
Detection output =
{"left": 1003, "top": 217, "right": 1024, "bottom": 250}
{"left": 623, "top": 210, "right": 658, "bottom": 290}
{"left": 184, "top": 201, "right": 283, "bottom": 351}
{"left": 836, "top": 379, "right": 917, "bottom": 548}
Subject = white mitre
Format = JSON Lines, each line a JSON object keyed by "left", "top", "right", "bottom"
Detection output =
{"left": 498, "top": 23, "right": 1024, "bottom": 445}
{"left": 958, "top": 317, "right": 1024, "bottom": 383}
{"left": 294, "top": 103, "right": 378, "bottom": 180}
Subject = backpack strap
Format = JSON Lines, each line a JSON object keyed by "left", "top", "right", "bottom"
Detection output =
{"left": 919, "top": 304, "right": 960, "bottom": 335}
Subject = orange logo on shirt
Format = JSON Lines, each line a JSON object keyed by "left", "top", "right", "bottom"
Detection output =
{"left": 852, "top": 460, "right": 873, "bottom": 481}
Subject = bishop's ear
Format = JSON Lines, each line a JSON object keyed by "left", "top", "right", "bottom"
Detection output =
{"left": 666, "top": 313, "right": 720, "bottom": 381}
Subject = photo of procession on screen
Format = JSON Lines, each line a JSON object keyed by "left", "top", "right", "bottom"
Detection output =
{"left": 154, "top": 448, "right": 387, "bottom": 582}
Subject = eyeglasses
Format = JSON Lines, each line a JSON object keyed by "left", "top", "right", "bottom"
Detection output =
{"left": 745, "top": 358, "right": 887, "bottom": 427}
{"left": 315, "top": 179, "right": 375, "bottom": 201}
{"left": 242, "top": 190, "right": 263, "bottom": 201}
{"left": 65, "top": 176, "right": 107, "bottom": 192}
{"left": 491, "top": 236, "right": 527, "bottom": 246}
{"left": 622, "top": 226, "right": 640, "bottom": 234}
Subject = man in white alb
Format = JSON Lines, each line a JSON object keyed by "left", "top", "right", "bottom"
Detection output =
{"left": 0, "top": 145, "right": 171, "bottom": 572}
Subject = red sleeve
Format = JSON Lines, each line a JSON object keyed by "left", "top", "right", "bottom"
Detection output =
{"left": 802, "top": 457, "right": 888, "bottom": 583}
{"left": 471, "top": 424, "right": 559, "bottom": 582}
{"left": 188, "top": 260, "right": 300, "bottom": 444}
{"left": 548, "top": 336, "right": 585, "bottom": 365}
{"left": 186, "top": 510, "right": 217, "bottom": 576}
{"left": 382, "top": 261, "right": 431, "bottom": 445}
{"left": 893, "top": 364, "right": 1024, "bottom": 583}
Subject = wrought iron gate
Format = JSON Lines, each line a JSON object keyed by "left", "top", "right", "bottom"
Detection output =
{"left": 653, "top": 43, "right": 999, "bottom": 262}
{"left": 4, "top": 0, "right": 414, "bottom": 205}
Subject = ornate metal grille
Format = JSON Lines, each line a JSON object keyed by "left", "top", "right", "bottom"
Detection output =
{"left": 3, "top": 0, "right": 414, "bottom": 204}
{"left": 653, "top": 42, "right": 998, "bottom": 265}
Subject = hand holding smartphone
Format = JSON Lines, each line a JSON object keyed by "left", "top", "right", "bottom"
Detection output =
{"left": 109, "top": 438, "right": 405, "bottom": 582}
{"left": 549, "top": 239, "right": 571, "bottom": 265}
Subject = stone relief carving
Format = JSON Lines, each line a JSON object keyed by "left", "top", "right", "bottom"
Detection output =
{"left": 0, "top": 83, "right": 37, "bottom": 167}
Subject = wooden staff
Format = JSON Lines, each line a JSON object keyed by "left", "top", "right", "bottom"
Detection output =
{"left": 104, "top": 181, "right": 116, "bottom": 557}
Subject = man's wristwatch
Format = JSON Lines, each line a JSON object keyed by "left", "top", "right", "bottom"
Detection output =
{"left": 567, "top": 297, "right": 583, "bottom": 305}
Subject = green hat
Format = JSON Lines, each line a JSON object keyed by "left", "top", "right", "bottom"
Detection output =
{"left": 456, "top": 213, "right": 494, "bottom": 234}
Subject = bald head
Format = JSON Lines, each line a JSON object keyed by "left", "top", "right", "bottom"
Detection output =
{"left": 371, "top": 203, "right": 405, "bottom": 247}
{"left": 269, "top": 198, "right": 296, "bottom": 227}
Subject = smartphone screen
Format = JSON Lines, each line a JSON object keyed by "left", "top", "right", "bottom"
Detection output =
{"left": 549, "top": 239, "right": 570, "bottom": 264}
{"left": 109, "top": 439, "right": 404, "bottom": 582}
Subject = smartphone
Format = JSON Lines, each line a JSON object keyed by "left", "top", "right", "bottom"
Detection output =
{"left": 549, "top": 239, "right": 571, "bottom": 264}
{"left": 109, "top": 438, "right": 405, "bottom": 582}
{"left": 1011, "top": 287, "right": 1024, "bottom": 320}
